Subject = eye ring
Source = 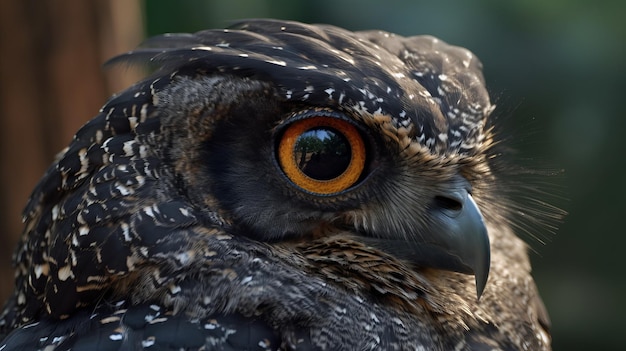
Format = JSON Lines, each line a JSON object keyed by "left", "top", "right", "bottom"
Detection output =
{"left": 278, "top": 116, "right": 366, "bottom": 195}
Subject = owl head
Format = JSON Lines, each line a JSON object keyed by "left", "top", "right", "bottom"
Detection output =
{"left": 13, "top": 19, "right": 497, "bottom": 325}
{"left": 108, "top": 19, "right": 493, "bottom": 295}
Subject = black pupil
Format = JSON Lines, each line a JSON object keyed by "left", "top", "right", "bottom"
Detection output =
{"left": 293, "top": 127, "right": 351, "bottom": 180}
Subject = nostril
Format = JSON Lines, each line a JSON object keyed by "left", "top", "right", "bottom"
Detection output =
{"left": 434, "top": 195, "right": 463, "bottom": 212}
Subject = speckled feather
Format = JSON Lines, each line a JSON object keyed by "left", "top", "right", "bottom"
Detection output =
{"left": 109, "top": 19, "right": 492, "bottom": 155}
{"left": 0, "top": 19, "right": 550, "bottom": 350}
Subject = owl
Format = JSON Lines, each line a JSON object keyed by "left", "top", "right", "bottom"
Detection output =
{"left": 0, "top": 19, "right": 551, "bottom": 350}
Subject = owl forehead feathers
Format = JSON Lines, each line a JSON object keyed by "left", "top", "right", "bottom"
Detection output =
{"left": 111, "top": 19, "right": 493, "bottom": 154}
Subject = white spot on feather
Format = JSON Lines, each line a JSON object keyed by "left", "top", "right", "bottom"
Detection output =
{"left": 142, "top": 338, "right": 156, "bottom": 347}
{"left": 191, "top": 46, "right": 213, "bottom": 51}
{"left": 58, "top": 265, "right": 74, "bottom": 281}
{"left": 265, "top": 59, "right": 286, "bottom": 66}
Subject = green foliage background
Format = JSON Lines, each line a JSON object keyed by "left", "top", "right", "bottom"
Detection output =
{"left": 145, "top": 1, "right": 626, "bottom": 350}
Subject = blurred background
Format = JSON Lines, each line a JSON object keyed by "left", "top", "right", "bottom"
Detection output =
{"left": 0, "top": 1, "right": 623, "bottom": 350}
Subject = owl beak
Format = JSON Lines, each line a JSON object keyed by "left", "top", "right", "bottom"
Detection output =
{"left": 394, "top": 188, "right": 491, "bottom": 299}
{"left": 447, "top": 193, "right": 490, "bottom": 298}
{"left": 417, "top": 190, "right": 491, "bottom": 298}
{"left": 358, "top": 186, "right": 491, "bottom": 298}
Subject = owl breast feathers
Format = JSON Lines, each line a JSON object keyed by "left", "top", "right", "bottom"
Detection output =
{"left": 0, "top": 19, "right": 551, "bottom": 350}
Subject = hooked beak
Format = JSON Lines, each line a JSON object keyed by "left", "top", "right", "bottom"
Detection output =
{"left": 406, "top": 190, "right": 490, "bottom": 298}
{"left": 436, "top": 192, "right": 490, "bottom": 298}
{"left": 361, "top": 185, "right": 491, "bottom": 299}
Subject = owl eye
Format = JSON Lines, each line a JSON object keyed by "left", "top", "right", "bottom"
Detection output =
{"left": 277, "top": 115, "right": 366, "bottom": 195}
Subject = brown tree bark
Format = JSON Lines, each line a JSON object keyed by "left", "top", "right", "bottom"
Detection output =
{"left": 0, "top": 0, "right": 144, "bottom": 305}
